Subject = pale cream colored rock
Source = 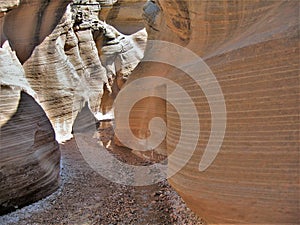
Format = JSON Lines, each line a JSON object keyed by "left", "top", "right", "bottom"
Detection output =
{"left": 96, "top": 23, "right": 147, "bottom": 114}
{"left": 0, "top": 0, "right": 148, "bottom": 215}
{"left": 0, "top": 42, "right": 59, "bottom": 215}
{"left": 21, "top": 4, "right": 107, "bottom": 142}
{"left": 0, "top": 42, "right": 36, "bottom": 127}
{"left": 0, "top": 0, "right": 67, "bottom": 214}
{"left": 0, "top": 0, "right": 19, "bottom": 12}
{"left": 21, "top": 2, "right": 146, "bottom": 141}
{"left": 100, "top": 24, "right": 147, "bottom": 83}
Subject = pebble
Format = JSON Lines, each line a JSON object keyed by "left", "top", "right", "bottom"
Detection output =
{"left": 0, "top": 137, "right": 205, "bottom": 225}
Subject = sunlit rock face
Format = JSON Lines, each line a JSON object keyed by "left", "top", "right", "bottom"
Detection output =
{"left": 0, "top": 0, "right": 63, "bottom": 215}
{"left": 0, "top": 42, "right": 36, "bottom": 127}
{"left": 20, "top": 0, "right": 147, "bottom": 142}
{"left": 117, "top": 0, "right": 300, "bottom": 223}
{"left": 0, "top": 0, "right": 147, "bottom": 214}
{"left": 1, "top": 0, "right": 147, "bottom": 143}
{"left": 22, "top": 3, "right": 107, "bottom": 142}
{"left": 0, "top": 0, "right": 19, "bottom": 13}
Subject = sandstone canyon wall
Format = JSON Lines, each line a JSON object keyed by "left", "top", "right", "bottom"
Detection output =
{"left": 20, "top": 1, "right": 146, "bottom": 142}
{"left": 116, "top": 0, "right": 300, "bottom": 224}
{"left": 0, "top": 0, "right": 146, "bottom": 214}
{"left": 0, "top": 0, "right": 299, "bottom": 223}
{"left": 0, "top": 0, "right": 69, "bottom": 214}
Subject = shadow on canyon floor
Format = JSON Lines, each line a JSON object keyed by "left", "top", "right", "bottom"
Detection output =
{"left": 0, "top": 124, "right": 205, "bottom": 225}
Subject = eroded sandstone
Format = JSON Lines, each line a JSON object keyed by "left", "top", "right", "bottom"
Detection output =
{"left": 1, "top": 0, "right": 299, "bottom": 223}
{"left": 116, "top": 0, "right": 300, "bottom": 223}
{"left": 0, "top": 91, "right": 60, "bottom": 215}
{"left": 1, "top": 1, "right": 62, "bottom": 213}
{"left": 0, "top": 0, "right": 147, "bottom": 214}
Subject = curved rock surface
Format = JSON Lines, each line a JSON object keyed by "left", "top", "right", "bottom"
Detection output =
{"left": 0, "top": 0, "right": 147, "bottom": 214}
{"left": 1, "top": 0, "right": 298, "bottom": 223}
{"left": 0, "top": 0, "right": 62, "bottom": 214}
{"left": 0, "top": 42, "right": 36, "bottom": 127}
{"left": 23, "top": 3, "right": 107, "bottom": 141}
{"left": 99, "top": 0, "right": 145, "bottom": 34}
{"left": 2, "top": 0, "right": 71, "bottom": 63}
{"left": 0, "top": 91, "right": 60, "bottom": 215}
{"left": 116, "top": 0, "right": 300, "bottom": 223}
{"left": 20, "top": 0, "right": 146, "bottom": 141}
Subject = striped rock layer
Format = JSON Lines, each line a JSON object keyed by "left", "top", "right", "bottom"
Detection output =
{"left": 117, "top": 0, "right": 300, "bottom": 223}
{"left": 0, "top": 0, "right": 146, "bottom": 214}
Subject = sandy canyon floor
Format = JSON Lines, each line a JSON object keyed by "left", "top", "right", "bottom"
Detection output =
{"left": 0, "top": 126, "right": 205, "bottom": 225}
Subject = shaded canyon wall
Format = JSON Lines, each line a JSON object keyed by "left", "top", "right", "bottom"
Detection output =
{"left": 0, "top": 0, "right": 146, "bottom": 214}
{"left": 116, "top": 0, "right": 300, "bottom": 224}
{"left": 0, "top": 0, "right": 70, "bottom": 214}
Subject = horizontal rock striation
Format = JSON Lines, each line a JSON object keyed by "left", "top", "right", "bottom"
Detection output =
{"left": 0, "top": 91, "right": 60, "bottom": 215}
{"left": 117, "top": 0, "right": 300, "bottom": 223}
{"left": 22, "top": 3, "right": 108, "bottom": 141}
{"left": 1, "top": 2, "right": 62, "bottom": 213}
{"left": 19, "top": 0, "right": 146, "bottom": 141}
{"left": 0, "top": 0, "right": 147, "bottom": 214}
{"left": 99, "top": 0, "right": 146, "bottom": 34}
{"left": 3, "top": 0, "right": 72, "bottom": 63}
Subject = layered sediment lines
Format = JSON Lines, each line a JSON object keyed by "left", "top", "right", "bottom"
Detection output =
{"left": 99, "top": 0, "right": 145, "bottom": 34}
{"left": 0, "top": 91, "right": 60, "bottom": 215}
{"left": 1, "top": 0, "right": 299, "bottom": 222}
{"left": 120, "top": 0, "right": 299, "bottom": 223}
{"left": 0, "top": 1, "right": 66, "bottom": 214}
{"left": 0, "top": 0, "right": 147, "bottom": 214}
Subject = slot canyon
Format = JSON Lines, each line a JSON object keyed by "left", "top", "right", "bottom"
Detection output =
{"left": 0, "top": 0, "right": 299, "bottom": 224}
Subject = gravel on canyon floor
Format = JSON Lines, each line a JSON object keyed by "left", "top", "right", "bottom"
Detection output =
{"left": 0, "top": 129, "right": 205, "bottom": 225}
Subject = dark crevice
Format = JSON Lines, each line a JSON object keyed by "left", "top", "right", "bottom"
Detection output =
{"left": 34, "top": 0, "right": 50, "bottom": 46}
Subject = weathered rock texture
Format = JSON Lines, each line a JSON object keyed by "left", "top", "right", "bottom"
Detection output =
{"left": 99, "top": 0, "right": 146, "bottom": 34}
{"left": 22, "top": 2, "right": 107, "bottom": 141}
{"left": 2, "top": 0, "right": 298, "bottom": 223}
{"left": 0, "top": 41, "right": 59, "bottom": 216}
{"left": 0, "top": 0, "right": 65, "bottom": 214}
{"left": 0, "top": 42, "right": 36, "bottom": 127}
{"left": 7, "top": 0, "right": 147, "bottom": 141}
{"left": 2, "top": 0, "right": 72, "bottom": 63}
{"left": 0, "top": 91, "right": 60, "bottom": 215}
{"left": 0, "top": 0, "right": 19, "bottom": 13}
{"left": 0, "top": 0, "right": 147, "bottom": 214}
{"left": 116, "top": 0, "right": 300, "bottom": 224}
